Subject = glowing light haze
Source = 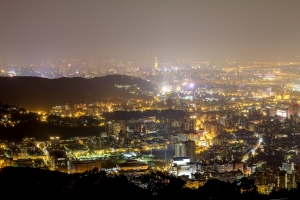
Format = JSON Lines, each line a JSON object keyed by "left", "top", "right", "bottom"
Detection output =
{"left": 0, "top": 0, "right": 300, "bottom": 63}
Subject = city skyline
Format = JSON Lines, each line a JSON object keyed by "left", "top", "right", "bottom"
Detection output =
{"left": 2, "top": 1, "right": 300, "bottom": 197}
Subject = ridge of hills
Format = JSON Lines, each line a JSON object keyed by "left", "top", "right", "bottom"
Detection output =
{"left": 0, "top": 75, "right": 157, "bottom": 111}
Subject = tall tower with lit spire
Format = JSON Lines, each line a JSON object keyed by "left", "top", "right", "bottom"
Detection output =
{"left": 154, "top": 56, "right": 158, "bottom": 69}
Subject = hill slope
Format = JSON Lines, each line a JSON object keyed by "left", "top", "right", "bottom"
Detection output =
{"left": 0, "top": 75, "right": 157, "bottom": 111}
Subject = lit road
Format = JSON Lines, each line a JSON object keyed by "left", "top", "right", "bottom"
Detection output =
{"left": 242, "top": 138, "right": 263, "bottom": 162}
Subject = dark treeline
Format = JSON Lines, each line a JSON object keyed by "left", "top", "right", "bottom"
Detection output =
{"left": 1, "top": 167, "right": 300, "bottom": 199}
{"left": 102, "top": 110, "right": 187, "bottom": 120}
{"left": 0, "top": 120, "right": 104, "bottom": 141}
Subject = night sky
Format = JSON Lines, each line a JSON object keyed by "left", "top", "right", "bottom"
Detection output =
{"left": 1, "top": 0, "right": 300, "bottom": 63}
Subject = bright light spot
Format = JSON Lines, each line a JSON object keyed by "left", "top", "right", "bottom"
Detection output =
{"left": 162, "top": 86, "right": 167, "bottom": 92}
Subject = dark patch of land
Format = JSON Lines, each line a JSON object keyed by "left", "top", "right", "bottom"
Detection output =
{"left": 1, "top": 167, "right": 290, "bottom": 200}
{"left": 102, "top": 110, "right": 187, "bottom": 120}
{"left": 0, "top": 120, "right": 104, "bottom": 141}
{"left": 0, "top": 75, "right": 157, "bottom": 111}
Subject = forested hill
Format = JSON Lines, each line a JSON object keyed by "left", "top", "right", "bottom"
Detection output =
{"left": 0, "top": 75, "right": 157, "bottom": 111}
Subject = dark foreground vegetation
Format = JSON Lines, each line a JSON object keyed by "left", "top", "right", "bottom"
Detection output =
{"left": 1, "top": 167, "right": 300, "bottom": 199}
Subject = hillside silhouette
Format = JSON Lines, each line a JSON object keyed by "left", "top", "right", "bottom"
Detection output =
{"left": 0, "top": 75, "right": 157, "bottom": 111}
{"left": 3, "top": 167, "right": 297, "bottom": 199}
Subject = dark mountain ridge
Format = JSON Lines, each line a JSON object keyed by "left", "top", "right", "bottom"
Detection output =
{"left": 0, "top": 75, "right": 157, "bottom": 111}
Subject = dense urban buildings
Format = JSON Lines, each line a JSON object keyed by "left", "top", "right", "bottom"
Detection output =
{"left": 1, "top": 0, "right": 300, "bottom": 198}
{"left": 2, "top": 58, "right": 300, "bottom": 196}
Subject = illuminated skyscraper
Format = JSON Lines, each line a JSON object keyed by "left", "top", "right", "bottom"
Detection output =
{"left": 175, "top": 142, "right": 187, "bottom": 157}
{"left": 174, "top": 141, "right": 196, "bottom": 162}
{"left": 154, "top": 56, "right": 158, "bottom": 69}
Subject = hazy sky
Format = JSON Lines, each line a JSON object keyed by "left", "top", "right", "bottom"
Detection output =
{"left": 1, "top": 0, "right": 300, "bottom": 63}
